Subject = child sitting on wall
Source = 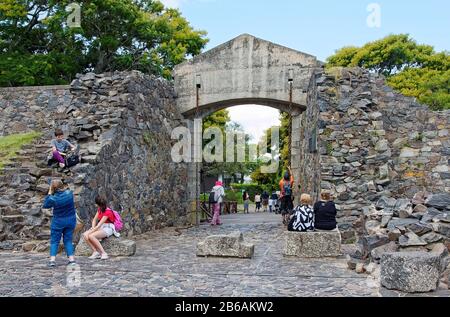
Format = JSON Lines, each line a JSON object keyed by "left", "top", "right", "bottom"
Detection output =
{"left": 49, "top": 128, "right": 76, "bottom": 172}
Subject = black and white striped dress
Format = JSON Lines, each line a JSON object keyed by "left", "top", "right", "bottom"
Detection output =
{"left": 288, "top": 205, "right": 315, "bottom": 232}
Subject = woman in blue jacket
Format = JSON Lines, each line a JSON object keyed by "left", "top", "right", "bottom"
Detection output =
{"left": 42, "top": 180, "right": 77, "bottom": 267}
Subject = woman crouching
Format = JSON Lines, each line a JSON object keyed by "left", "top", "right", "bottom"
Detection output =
{"left": 82, "top": 195, "right": 116, "bottom": 260}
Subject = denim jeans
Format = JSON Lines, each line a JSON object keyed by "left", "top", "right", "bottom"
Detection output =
{"left": 50, "top": 216, "right": 76, "bottom": 257}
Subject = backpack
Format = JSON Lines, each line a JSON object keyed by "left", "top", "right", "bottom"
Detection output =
{"left": 65, "top": 154, "right": 80, "bottom": 168}
{"left": 111, "top": 209, "right": 123, "bottom": 232}
{"left": 209, "top": 189, "right": 219, "bottom": 204}
{"left": 283, "top": 181, "right": 292, "bottom": 196}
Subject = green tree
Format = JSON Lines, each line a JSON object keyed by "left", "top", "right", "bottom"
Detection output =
{"left": 202, "top": 112, "right": 258, "bottom": 184}
{"left": 0, "top": 0, "right": 208, "bottom": 86}
{"left": 250, "top": 111, "right": 290, "bottom": 189}
{"left": 326, "top": 34, "right": 450, "bottom": 110}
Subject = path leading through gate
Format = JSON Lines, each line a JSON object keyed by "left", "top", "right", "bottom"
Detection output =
{"left": 0, "top": 212, "right": 386, "bottom": 297}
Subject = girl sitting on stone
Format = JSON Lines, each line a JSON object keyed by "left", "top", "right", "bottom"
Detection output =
{"left": 82, "top": 195, "right": 117, "bottom": 260}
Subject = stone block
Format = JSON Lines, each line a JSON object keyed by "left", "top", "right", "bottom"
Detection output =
{"left": 425, "top": 193, "right": 450, "bottom": 210}
{"left": 75, "top": 237, "right": 136, "bottom": 257}
{"left": 283, "top": 231, "right": 341, "bottom": 258}
{"left": 381, "top": 252, "right": 441, "bottom": 293}
{"left": 371, "top": 241, "right": 398, "bottom": 262}
{"left": 197, "top": 231, "right": 254, "bottom": 259}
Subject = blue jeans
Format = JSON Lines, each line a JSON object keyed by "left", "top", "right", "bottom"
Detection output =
{"left": 50, "top": 216, "right": 76, "bottom": 257}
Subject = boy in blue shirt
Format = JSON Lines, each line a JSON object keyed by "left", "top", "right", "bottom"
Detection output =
{"left": 50, "top": 128, "right": 76, "bottom": 171}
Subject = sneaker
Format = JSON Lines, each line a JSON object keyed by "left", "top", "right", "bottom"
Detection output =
{"left": 88, "top": 252, "right": 101, "bottom": 259}
{"left": 100, "top": 253, "right": 109, "bottom": 260}
{"left": 48, "top": 261, "right": 56, "bottom": 268}
{"left": 67, "top": 261, "right": 77, "bottom": 266}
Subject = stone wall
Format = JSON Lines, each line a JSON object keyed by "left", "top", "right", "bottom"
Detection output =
{"left": 0, "top": 71, "right": 189, "bottom": 250}
{"left": 68, "top": 72, "right": 190, "bottom": 235}
{"left": 315, "top": 67, "right": 450, "bottom": 241}
{"left": 1, "top": 66, "right": 449, "bottom": 251}
{"left": 295, "top": 70, "right": 322, "bottom": 202}
{"left": 0, "top": 85, "right": 71, "bottom": 137}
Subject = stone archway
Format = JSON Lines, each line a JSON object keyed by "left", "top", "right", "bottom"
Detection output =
{"left": 173, "top": 34, "right": 323, "bottom": 208}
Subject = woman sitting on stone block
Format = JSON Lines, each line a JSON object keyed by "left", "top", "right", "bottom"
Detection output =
{"left": 82, "top": 195, "right": 118, "bottom": 260}
{"left": 288, "top": 194, "right": 314, "bottom": 232}
{"left": 313, "top": 191, "right": 338, "bottom": 231}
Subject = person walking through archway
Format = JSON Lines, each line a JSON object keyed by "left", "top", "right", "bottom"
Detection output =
{"left": 262, "top": 191, "right": 269, "bottom": 212}
{"left": 279, "top": 167, "right": 294, "bottom": 226}
{"left": 269, "top": 191, "right": 279, "bottom": 213}
{"left": 243, "top": 191, "right": 250, "bottom": 214}
{"left": 254, "top": 193, "right": 262, "bottom": 213}
{"left": 210, "top": 181, "right": 225, "bottom": 226}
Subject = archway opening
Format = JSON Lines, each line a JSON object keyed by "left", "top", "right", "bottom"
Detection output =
{"left": 196, "top": 103, "right": 300, "bottom": 219}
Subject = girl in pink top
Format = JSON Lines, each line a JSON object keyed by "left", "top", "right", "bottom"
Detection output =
{"left": 82, "top": 196, "right": 116, "bottom": 260}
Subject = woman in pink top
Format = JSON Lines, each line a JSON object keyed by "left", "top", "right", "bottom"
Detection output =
{"left": 82, "top": 195, "right": 115, "bottom": 260}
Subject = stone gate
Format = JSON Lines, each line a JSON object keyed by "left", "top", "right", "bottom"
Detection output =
{"left": 0, "top": 34, "right": 449, "bottom": 251}
{"left": 173, "top": 34, "right": 324, "bottom": 205}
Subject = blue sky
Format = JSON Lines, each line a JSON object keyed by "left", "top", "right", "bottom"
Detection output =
{"left": 165, "top": 0, "right": 449, "bottom": 61}
{"left": 162, "top": 0, "right": 449, "bottom": 140}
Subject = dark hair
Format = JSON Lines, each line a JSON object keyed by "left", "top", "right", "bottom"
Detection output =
{"left": 95, "top": 195, "right": 107, "bottom": 213}
{"left": 284, "top": 171, "right": 290, "bottom": 181}
{"left": 55, "top": 128, "right": 64, "bottom": 137}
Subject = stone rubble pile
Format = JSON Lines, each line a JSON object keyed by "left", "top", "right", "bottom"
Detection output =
{"left": 346, "top": 192, "right": 450, "bottom": 292}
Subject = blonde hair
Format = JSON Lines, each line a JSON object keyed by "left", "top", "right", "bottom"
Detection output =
{"left": 300, "top": 194, "right": 312, "bottom": 205}
{"left": 51, "top": 180, "right": 65, "bottom": 193}
{"left": 321, "top": 191, "right": 332, "bottom": 201}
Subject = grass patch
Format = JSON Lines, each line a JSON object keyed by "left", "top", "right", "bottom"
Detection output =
{"left": 326, "top": 142, "right": 334, "bottom": 156}
{"left": 415, "top": 132, "right": 423, "bottom": 142}
{"left": 143, "top": 132, "right": 154, "bottom": 145}
{"left": 0, "top": 131, "right": 41, "bottom": 170}
{"left": 322, "top": 128, "right": 333, "bottom": 138}
{"left": 325, "top": 66, "right": 344, "bottom": 81}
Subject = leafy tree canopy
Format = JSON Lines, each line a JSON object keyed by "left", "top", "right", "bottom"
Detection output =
{"left": 0, "top": 0, "right": 208, "bottom": 86}
{"left": 326, "top": 34, "right": 449, "bottom": 110}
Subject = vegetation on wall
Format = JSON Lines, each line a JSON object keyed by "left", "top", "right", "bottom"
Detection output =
{"left": 327, "top": 34, "right": 450, "bottom": 110}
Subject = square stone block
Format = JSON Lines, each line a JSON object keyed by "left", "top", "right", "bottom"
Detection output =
{"left": 75, "top": 237, "right": 136, "bottom": 257}
{"left": 197, "top": 231, "right": 254, "bottom": 258}
{"left": 381, "top": 252, "right": 441, "bottom": 293}
{"left": 283, "top": 231, "right": 342, "bottom": 258}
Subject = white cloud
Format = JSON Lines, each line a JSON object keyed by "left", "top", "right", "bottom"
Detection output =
{"left": 227, "top": 105, "right": 281, "bottom": 143}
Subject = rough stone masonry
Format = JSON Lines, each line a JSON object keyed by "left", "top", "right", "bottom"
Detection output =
{"left": 0, "top": 39, "right": 449, "bottom": 254}
{"left": 0, "top": 71, "right": 190, "bottom": 251}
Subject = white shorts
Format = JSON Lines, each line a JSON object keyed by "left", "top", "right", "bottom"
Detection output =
{"left": 100, "top": 224, "right": 115, "bottom": 238}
